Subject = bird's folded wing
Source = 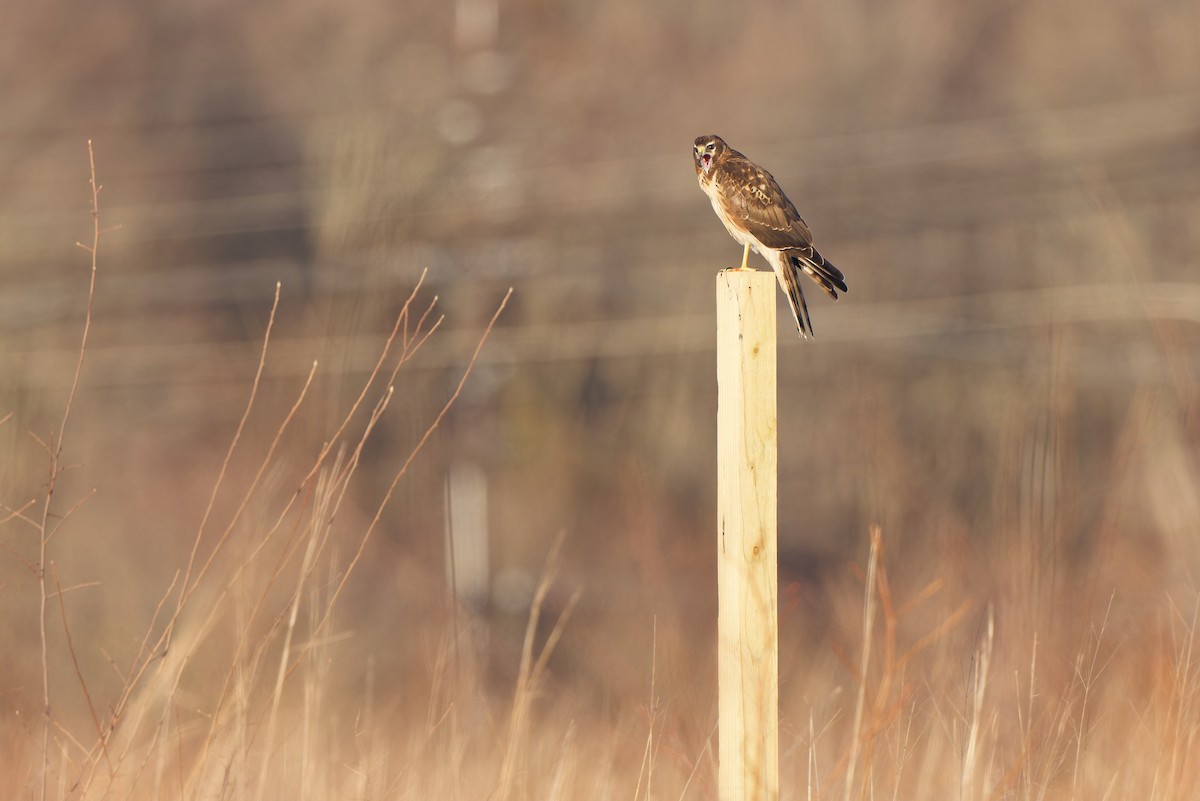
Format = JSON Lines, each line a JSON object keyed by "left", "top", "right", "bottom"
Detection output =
{"left": 717, "top": 158, "right": 815, "bottom": 251}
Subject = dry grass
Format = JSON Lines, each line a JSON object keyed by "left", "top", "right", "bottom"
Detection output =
{"left": 3, "top": 1, "right": 1200, "bottom": 797}
{"left": 0, "top": 148, "right": 1197, "bottom": 801}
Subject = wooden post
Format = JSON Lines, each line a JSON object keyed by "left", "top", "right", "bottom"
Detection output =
{"left": 716, "top": 270, "right": 779, "bottom": 801}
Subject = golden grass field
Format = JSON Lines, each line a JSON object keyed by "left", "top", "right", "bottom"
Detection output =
{"left": 4, "top": 1, "right": 1200, "bottom": 799}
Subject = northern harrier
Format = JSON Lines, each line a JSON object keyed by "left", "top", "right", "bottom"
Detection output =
{"left": 693, "top": 134, "right": 847, "bottom": 338}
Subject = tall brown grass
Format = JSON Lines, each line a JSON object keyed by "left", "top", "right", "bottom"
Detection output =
{"left": 3, "top": 143, "right": 1199, "bottom": 801}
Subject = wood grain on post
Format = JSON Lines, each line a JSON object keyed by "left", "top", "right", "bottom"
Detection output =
{"left": 716, "top": 269, "right": 780, "bottom": 801}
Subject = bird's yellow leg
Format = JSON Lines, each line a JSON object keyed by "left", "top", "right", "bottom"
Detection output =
{"left": 734, "top": 242, "right": 752, "bottom": 271}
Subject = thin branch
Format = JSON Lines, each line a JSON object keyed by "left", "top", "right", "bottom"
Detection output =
{"left": 177, "top": 355, "right": 318, "bottom": 611}
{"left": 175, "top": 281, "right": 282, "bottom": 616}
{"left": 288, "top": 269, "right": 434, "bottom": 500}
{"left": 48, "top": 580, "right": 102, "bottom": 598}
{"left": 52, "top": 564, "right": 113, "bottom": 777}
{"left": 47, "top": 487, "right": 97, "bottom": 546}
{"left": 57, "top": 138, "right": 103, "bottom": 455}
{"left": 315, "top": 287, "right": 512, "bottom": 636}
{"left": 0, "top": 498, "right": 40, "bottom": 532}
{"left": 37, "top": 139, "right": 107, "bottom": 801}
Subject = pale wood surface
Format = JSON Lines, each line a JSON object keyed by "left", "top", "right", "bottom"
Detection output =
{"left": 716, "top": 270, "right": 780, "bottom": 801}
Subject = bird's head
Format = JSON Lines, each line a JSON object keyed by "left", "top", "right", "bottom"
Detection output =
{"left": 693, "top": 135, "right": 727, "bottom": 177}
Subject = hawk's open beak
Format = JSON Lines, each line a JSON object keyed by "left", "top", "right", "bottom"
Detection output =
{"left": 699, "top": 152, "right": 713, "bottom": 173}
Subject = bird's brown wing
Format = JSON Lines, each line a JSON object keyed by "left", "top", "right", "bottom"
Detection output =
{"left": 715, "top": 153, "right": 814, "bottom": 251}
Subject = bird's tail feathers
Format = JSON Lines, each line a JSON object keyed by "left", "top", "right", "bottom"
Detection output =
{"left": 791, "top": 246, "right": 847, "bottom": 300}
{"left": 774, "top": 257, "right": 814, "bottom": 339}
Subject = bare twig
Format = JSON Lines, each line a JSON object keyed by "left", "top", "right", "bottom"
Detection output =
{"left": 175, "top": 281, "right": 282, "bottom": 618}
{"left": 315, "top": 287, "right": 512, "bottom": 635}
{"left": 36, "top": 139, "right": 108, "bottom": 801}
{"left": 296, "top": 268, "right": 435, "bottom": 493}
{"left": 52, "top": 564, "right": 113, "bottom": 776}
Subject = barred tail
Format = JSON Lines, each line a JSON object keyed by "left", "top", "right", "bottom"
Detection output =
{"left": 790, "top": 245, "right": 847, "bottom": 300}
{"left": 773, "top": 255, "right": 814, "bottom": 339}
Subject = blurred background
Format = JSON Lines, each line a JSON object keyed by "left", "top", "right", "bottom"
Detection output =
{"left": 3, "top": 0, "right": 1200, "bottom": 796}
